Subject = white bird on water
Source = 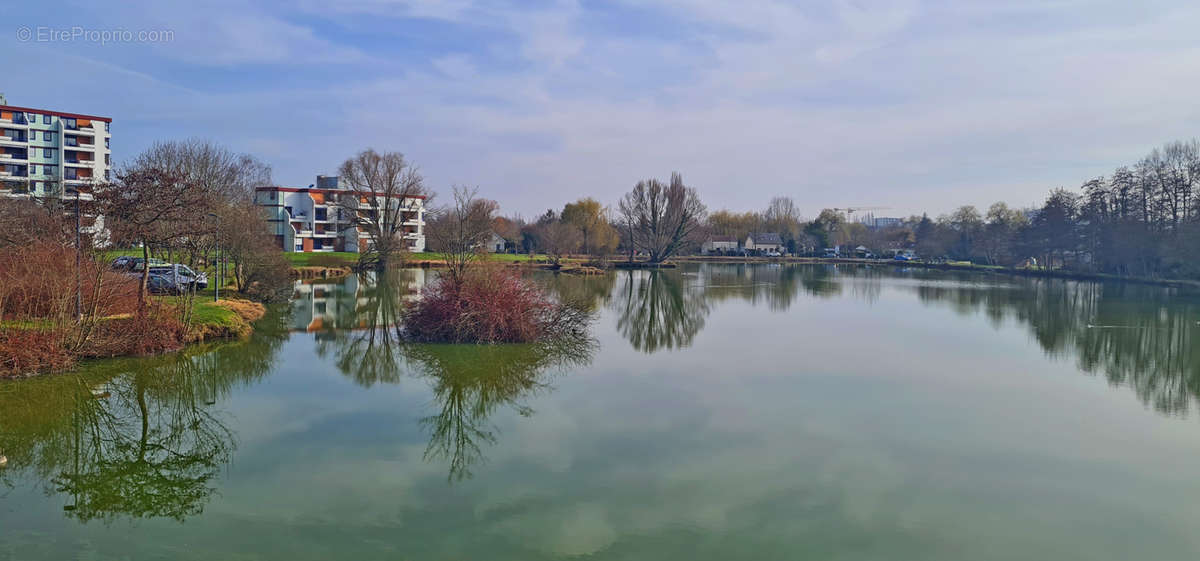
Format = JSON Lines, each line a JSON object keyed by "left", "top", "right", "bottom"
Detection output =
{"left": 0, "top": 455, "right": 8, "bottom": 468}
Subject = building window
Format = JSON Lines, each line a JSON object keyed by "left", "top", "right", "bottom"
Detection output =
{"left": 42, "top": 115, "right": 50, "bottom": 124}
{"left": 105, "top": 122, "right": 110, "bottom": 132}
{"left": 25, "top": 112, "right": 35, "bottom": 122}
{"left": 28, "top": 130, "right": 36, "bottom": 141}
{"left": 105, "top": 170, "right": 110, "bottom": 180}
{"left": 63, "top": 118, "right": 75, "bottom": 129}
{"left": 105, "top": 138, "right": 110, "bottom": 149}
{"left": 43, "top": 148, "right": 52, "bottom": 158}
{"left": 105, "top": 154, "right": 110, "bottom": 165}
{"left": 29, "top": 164, "right": 37, "bottom": 174}
{"left": 46, "top": 131, "right": 55, "bottom": 142}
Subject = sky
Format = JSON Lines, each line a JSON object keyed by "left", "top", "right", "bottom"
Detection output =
{"left": 4, "top": 0, "right": 1200, "bottom": 219}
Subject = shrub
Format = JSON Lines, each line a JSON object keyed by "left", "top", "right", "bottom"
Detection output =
{"left": 0, "top": 329, "right": 74, "bottom": 378}
{"left": 401, "top": 267, "right": 592, "bottom": 344}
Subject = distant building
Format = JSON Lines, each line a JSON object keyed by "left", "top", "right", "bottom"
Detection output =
{"left": 1, "top": 95, "right": 113, "bottom": 200}
{"left": 702, "top": 235, "right": 739, "bottom": 254}
{"left": 485, "top": 231, "right": 506, "bottom": 253}
{"left": 254, "top": 175, "right": 426, "bottom": 253}
{"left": 744, "top": 232, "right": 783, "bottom": 253}
{"left": 868, "top": 217, "right": 903, "bottom": 229}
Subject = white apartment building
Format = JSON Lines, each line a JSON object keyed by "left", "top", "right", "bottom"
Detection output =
{"left": 254, "top": 175, "right": 427, "bottom": 253}
{"left": 0, "top": 94, "right": 112, "bottom": 200}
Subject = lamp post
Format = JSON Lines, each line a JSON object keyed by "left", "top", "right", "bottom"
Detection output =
{"left": 75, "top": 188, "right": 82, "bottom": 322}
{"left": 207, "top": 213, "right": 220, "bottom": 302}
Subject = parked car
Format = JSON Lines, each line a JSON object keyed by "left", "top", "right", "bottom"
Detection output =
{"left": 822, "top": 248, "right": 840, "bottom": 258}
{"left": 765, "top": 250, "right": 782, "bottom": 257}
{"left": 123, "top": 257, "right": 169, "bottom": 272}
{"left": 893, "top": 253, "right": 914, "bottom": 261}
{"left": 145, "top": 274, "right": 185, "bottom": 295}
{"left": 148, "top": 264, "right": 208, "bottom": 290}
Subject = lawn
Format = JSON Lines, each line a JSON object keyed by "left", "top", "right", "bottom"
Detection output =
{"left": 283, "top": 252, "right": 360, "bottom": 267}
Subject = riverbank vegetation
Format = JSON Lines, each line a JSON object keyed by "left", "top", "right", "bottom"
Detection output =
{"left": 0, "top": 140, "right": 289, "bottom": 378}
{"left": 411, "top": 188, "right": 594, "bottom": 344}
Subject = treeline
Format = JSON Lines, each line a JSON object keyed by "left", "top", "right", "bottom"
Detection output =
{"left": 885, "top": 138, "right": 1200, "bottom": 277}
{"left": 483, "top": 138, "right": 1200, "bottom": 279}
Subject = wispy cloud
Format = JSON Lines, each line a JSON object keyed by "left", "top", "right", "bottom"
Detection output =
{"left": 3, "top": 0, "right": 1199, "bottom": 217}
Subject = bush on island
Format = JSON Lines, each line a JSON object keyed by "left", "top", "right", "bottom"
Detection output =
{"left": 401, "top": 267, "right": 593, "bottom": 344}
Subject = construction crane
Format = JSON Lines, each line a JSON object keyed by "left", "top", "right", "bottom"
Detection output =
{"left": 831, "top": 206, "right": 891, "bottom": 224}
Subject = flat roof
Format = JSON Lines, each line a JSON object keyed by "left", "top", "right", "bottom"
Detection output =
{"left": 256, "top": 186, "right": 426, "bottom": 199}
{"left": 0, "top": 105, "right": 112, "bottom": 123}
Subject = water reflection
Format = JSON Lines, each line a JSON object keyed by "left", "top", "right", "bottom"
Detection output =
{"left": 305, "top": 271, "right": 598, "bottom": 480}
{"left": 0, "top": 310, "right": 291, "bottom": 522}
{"left": 912, "top": 278, "right": 1200, "bottom": 416}
{"left": 310, "top": 271, "right": 425, "bottom": 386}
{"left": 603, "top": 264, "right": 1198, "bottom": 415}
{"left": 613, "top": 270, "right": 709, "bottom": 353}
{"left": 403, "top": 339, "right": 595, "bottom": 481}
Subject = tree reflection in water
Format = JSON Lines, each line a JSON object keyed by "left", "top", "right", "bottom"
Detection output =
{"left": 403, "top": 338, "right": 595, "bottom": 481}
{"left": 913, "top": 277, "right": 1200, "bottom": 416}
{"left": 311, "top": 270, "right": 597, "bottom": 481}
{"left": 613, "top": 270, "right": 709, "bottom": 353}
{"left": 0, "top": 310, "right": 290, "bottom": 522}
{"left": 312, "top": 271, "right": 417, "bottom": 387}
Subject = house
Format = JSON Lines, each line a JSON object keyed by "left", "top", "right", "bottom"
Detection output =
{"left": 701, "top": 235, "right": 739, "bottom": 255}
{"left": 744, "top": 232, "right": 783, "bottom": 254}
{"left": 485, "top": 231, "right": 507, "bottom": 253}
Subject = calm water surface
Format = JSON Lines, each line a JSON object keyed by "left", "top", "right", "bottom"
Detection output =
{"left": 3, "top": 264, "right": 1200, "bottom": 560}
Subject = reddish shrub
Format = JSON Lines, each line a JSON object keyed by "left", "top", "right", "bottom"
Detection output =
{"left": 0, "top": 241, "right": 138, "bottom": 324}
{"left": 0, "top": 329, "right": 75, "bottom": 378}
{"left": 402, "top": 268, "right": 591, "bottom": 343}
{"left": 84, "top": 307, "right": 186, "bottom": 358}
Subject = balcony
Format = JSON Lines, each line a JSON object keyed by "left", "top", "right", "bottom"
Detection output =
{"left": 64, "top": 141, "right": 95, "bottom": 152}
{"left": 64, "top": 158, "right": 95, "bottom": 168}
{"left": 0, "top": 152, "right": 28, "bottom": 161}
{"left": 0, "top": 117, "right": 29, "bottom": 129}
{"left": 0, "top": 135, "right": 28, "bottom": 147}
{"left": 0, "top": 168, "right": 29, "bottom": 178}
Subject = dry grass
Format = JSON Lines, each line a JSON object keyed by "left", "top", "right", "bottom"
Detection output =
{"left": 183, "top": 299, "right": 266, "bottom": 343}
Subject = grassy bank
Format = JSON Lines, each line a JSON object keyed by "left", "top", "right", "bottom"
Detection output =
{"left": 185, "top": 298, "right": 267, "bottom": 342}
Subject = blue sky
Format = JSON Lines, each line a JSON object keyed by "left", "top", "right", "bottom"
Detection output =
{"left": 5, "top": 0, "right": 1200, "bottom": 218}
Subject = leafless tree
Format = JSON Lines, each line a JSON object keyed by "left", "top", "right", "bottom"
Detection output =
{"left": 130, "top": 139, "right": 272, "bottom": 267}
{"left": 426, "top": 186, "right": 498, "bottom": 285}
{"left": 537, "top": 221, "right": 581, "bottom": 266}
{"left": 617, "top": 172, "right": 707, "bottom": 263}
{"left": 132, "top": 139, "right": 271, "bottom": 203}
{"left": 332, "top": 149, "right": 431, "bottom": 271}
{"left": 94, "top": 167, "right": 209, "bottom": 305}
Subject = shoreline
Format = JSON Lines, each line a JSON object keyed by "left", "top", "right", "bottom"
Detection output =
{"left": 288, "top": 253, "right": 1200, "bottom": 289}
{"left": 0, "top": 299, "right": 267, "bottom": 381}
{"left": 669, "top": 256, "right": 1200, "bottom": 289}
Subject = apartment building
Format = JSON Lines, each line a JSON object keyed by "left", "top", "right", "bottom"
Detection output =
{"left": 0, "top": 94, "right": 113, "bottom": 199}
{"left": 254, "top": 175, "right": 427, "bottom": 253}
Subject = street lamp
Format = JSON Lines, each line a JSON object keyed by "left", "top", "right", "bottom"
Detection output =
{"left": 207, "top": 213, "right": 220, "bottom": 302}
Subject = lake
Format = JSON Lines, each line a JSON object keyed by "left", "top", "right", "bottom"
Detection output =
{"left": 3, "top": 263, "right": 1200, "bottom": 560}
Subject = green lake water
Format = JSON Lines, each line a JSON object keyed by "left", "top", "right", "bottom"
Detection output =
{"left": 3, "top": 264, "right": 1200, "bottom": 560}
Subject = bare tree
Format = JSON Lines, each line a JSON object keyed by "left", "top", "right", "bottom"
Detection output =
{"left": 332, "top": 149, "right": 431, "bottom": 271}
{"left": 617, "top": 172, "right": 706, "bottom": 263}
{"left": 537, "top": 221, "right": 581, "bottom": 266}
{"left": 94, "top": 168, "right": 209, "bottom": 305}
{"left": 130, "top": 139, "right": 272, "bottom": 268}
{"left": 426, "top": 186, "right": 498, "bottom": 285}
